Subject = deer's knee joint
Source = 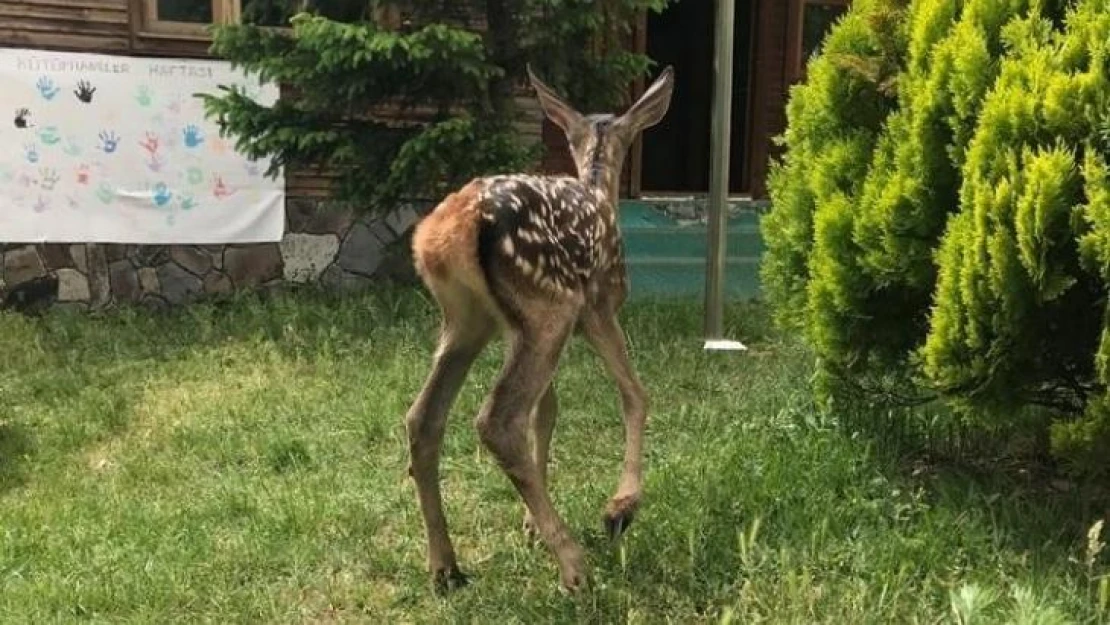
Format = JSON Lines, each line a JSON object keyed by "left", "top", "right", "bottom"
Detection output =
{"left": 476, "top": 408, "right": 529, "bottom": 469}
{"left": 621, "top": 383, "right": 648, "bottom": 418}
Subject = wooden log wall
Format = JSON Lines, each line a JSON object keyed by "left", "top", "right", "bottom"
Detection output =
{"left": 0, "top": 0, "right": 547, "bottom": 201}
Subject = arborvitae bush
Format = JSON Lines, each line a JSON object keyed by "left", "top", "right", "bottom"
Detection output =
{"left": 763, "top": 0, "right": 1110, "bottom": 475}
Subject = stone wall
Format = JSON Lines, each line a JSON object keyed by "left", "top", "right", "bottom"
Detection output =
{"left": 0, "top": 198, "right": 428, "bottom": 313}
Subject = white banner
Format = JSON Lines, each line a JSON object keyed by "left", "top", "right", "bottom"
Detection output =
{"left": 0, "top": 48, "right": 285, "bottom": 243}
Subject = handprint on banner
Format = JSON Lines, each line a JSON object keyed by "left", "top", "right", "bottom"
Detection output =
{"left": 36, "top": 76, "right": 59, "bottom": 100}
{"left": 210, "top": 136, "right": 229, "bottom": 155}
{"left": 24, "top": 144, "right": 39, "bottom": 164}
{"left": 96, "top": 182, "right": 114, "bottom": 204}
{"left": 139, "top": 132, "right": 160, "bottom": 155}
{"left": 179, "top": 193, "right": 196, "bottom": 211}
{"left": 147, "top": 154, "right": 165, "bottom": 173}
{"left": 136, "top": 84, "right": 153, "bottom": 107}
{"left": 14, "top": 108, "right": 31, "bottom": 129}
{"left": 32, "top": 196, "right": 50, "bottom": 213}
{"left": 152, "top": 182, "right": 173, "bottom": 207}
{"left": 74, "top": 80, "right": 96, "bottom": 104}
{"left": 98, "top": 131, "right": 120, "bottom": 153}
{"left": 212, "top": 174, "right": 235, "bottom": 199}
{"left": 37, "top": 126, "right": 60, "bottom": 145}
{"left": 63, "top": 136, "right": 81, "bottom": 157}
{"left": 167, "top": 92, "right": 185, "bottom": 114}
{"left": 183, "top": 124, "right": 204, "bottom": 148}
{"left": 76, "top": 164, "right": 90, "bottom": 185}
{"left": 39, "top": 168, "right": 60, "bottom": 191}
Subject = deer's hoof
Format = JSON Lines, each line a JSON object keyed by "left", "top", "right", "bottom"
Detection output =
{"left": 558, "top": 552, "right": 590, "bottom": 595}
{"left": 432, "top": 565, "right": 469, "bottom": 595}
{"left": 603, "top": 496, "right": 639, "bottom": 540}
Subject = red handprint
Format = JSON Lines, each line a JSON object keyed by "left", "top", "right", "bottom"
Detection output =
{"left": 76, "top": 164, "right": 90, "bottom": 185}
{"left": 138, "top": 132, "right": 159, "bottom": 156}
{"left": 212, "top": 174, "right": 235, "bottom": 199}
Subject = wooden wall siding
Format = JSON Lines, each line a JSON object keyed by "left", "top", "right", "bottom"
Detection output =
{"left": 0, "top": 0, "right": 131, "bottom": 52}
{"left": 0, "top": 1, "right": 545, "bottom": 201}
{"left": 747, "top": 0, "right": 791, "bottom": 199}
{"left": 284, "top": 92, "right": 545, "bottom": 200}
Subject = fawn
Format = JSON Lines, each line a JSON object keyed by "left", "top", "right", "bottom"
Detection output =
{"left": 405, "top": 65, "right": 674, "bottom": 593}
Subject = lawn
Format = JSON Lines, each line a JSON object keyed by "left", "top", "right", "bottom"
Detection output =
{"left": 0, "top": 287, "right": 1107, "bottom": 623}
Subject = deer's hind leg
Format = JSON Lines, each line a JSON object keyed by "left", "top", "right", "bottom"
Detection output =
{"left": 406, "top": 281, "right": 496, "bottom": 593}
{"left": 475, "top": 296, "right": 588, "bottom": 592}
{"left": 523, "top": 382, "right": 557, "bottom": 539}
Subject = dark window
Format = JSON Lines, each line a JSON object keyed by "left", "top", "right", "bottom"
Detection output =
{"left": 242, "top": 0, "right": 296, "bottom": 27}
{"left": 156, "top": 0, "right": 213, "bottom": 23}
{"left": 802, "top": 3, "right": 848, "bottom": 63}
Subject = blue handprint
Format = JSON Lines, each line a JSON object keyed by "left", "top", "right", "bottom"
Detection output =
{"left": 183, "top": 124, "right": 204, "bottom": 148}
{"left": 152, "top": 182, "right": 173, "bottom": 207}
{"left": 24, "top": 144, "right": 39, "bottom": 164}
{"left": 36, "top": 76, "right": 59, "bottom": 100}
{"left": 98, "top": 131, "right": 120, "bottom": 153}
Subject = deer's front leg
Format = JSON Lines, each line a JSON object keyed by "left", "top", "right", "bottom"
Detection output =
{"left": 581, "top": 309, "right": 649, "bottom": 539}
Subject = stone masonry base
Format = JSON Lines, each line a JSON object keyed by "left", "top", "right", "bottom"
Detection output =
{"left": 0, "top": 199, "right": 429, "bottom": 312}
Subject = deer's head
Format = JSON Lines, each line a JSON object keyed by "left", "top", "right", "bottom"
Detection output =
{"left": 528, "top": 65, "right": 675, "bottom": 190}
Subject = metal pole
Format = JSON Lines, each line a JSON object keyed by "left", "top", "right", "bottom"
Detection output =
{"left": 704, "top": 0, "right": 745, "bottom": 351}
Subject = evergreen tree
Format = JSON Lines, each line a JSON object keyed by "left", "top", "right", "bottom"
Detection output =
{"left": 200, "top": 0, "right": 672, "bottom": 211}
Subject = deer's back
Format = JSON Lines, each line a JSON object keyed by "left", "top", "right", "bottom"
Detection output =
{"left": 475, "top": 175, "right": 624, "bottom": 298}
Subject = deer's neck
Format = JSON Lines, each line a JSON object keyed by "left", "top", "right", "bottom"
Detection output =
{"left": 580, "top": 165, "right": 621, "bottom": 210}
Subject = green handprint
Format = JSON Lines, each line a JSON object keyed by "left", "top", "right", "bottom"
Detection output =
{"left": 180, "top": 193, "right": 196, "bottom": 211}
{"left": 136, "top": 84, "right": 153, "bottom": 107}
{"left": 38, "top": 126, "right": 61, "bottom": 145}
{"left": 96, "top": 182, "right": 114, "bottom": 204}
{"left": 63, "top": 136, "right": 81, "bottom": 156}
{"left": 186, "top": 167, "right": 204, "bottom": 185}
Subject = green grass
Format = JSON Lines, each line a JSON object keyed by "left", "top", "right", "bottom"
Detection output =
{"left": 0, "top": 287, "right": 1108, "bottom": 623}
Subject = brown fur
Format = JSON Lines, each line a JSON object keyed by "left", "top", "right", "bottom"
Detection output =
{"left": 412, "top": 179, "right": 480, "bottom": 284}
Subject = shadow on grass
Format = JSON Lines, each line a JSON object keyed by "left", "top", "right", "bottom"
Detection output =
{"left": 0, "top": 284, "right": 437, "bottom": 482}
{"left": 0, "top": 421, "right": 33, "bottom": 493}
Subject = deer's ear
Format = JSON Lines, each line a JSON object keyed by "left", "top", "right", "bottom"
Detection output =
{"left": 528, "top": 65, "right": 584, "bottom": 134}
{"left": 618, "top": 66, "right": 675, "bottom": 132}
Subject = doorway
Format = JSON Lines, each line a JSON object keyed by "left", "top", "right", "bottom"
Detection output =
{"left": 639, "top": 0, "right": 754, "bottom": 195}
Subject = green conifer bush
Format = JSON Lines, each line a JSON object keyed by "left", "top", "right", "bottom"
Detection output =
{"left": 763, "top": 0, "right": 1110, "bottom": 474}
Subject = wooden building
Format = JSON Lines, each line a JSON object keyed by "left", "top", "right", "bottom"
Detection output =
{"left": 541, "top": 0, "right": 851, "bottom": 200}
{"left": 0, "top": 0, "right": 849, "bottom": 201}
